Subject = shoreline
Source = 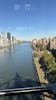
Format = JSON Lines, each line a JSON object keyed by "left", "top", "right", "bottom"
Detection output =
{"left": 33, "top": 57, "right": 48, "bottom": 84}
{"left": 0, "top": 42, "right": 22, "bottom": 49}
{"left": 0, "top": 45, "right": 15, "bottom": 49}
{"left": 0, "top": 43, "right": 20, "bottom": 49}
{"left": 32, "top": 50, "right": 53, "bottom": 100}
{"left": 32, "top": 58, "right": 45, "bottom": 100}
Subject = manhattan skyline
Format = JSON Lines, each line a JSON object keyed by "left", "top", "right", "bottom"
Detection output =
{"left": 0, "top": 0, "right": 56, "bottom": 40}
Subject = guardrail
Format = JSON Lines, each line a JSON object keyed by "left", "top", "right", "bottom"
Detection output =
{"left": 0, "top": 83, "right": 56, "bottom": 96}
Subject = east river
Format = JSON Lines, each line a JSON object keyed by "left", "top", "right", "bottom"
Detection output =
{"left": 0, "top": 42, "right": 41, "bottom": 100}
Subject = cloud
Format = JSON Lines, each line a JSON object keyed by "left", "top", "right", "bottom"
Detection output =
{"left": 24, "top": 4, "right": 31, "bottom": 11}
{"left": 16, "top": 26, "right": 32, "bottom": 31}
{"left": 14, "top": 4, "right": 21, "bottom": 11}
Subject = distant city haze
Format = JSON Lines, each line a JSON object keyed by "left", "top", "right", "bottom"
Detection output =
{"left": 0, "top": 0, "right": 56, "bottom": 40}
{"left": 0, "top": 32, "right": 19, "bottom": 47}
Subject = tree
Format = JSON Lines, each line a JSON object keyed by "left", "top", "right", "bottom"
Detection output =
{"left": 42, "top": 53, "right": 56, "bottom": 82}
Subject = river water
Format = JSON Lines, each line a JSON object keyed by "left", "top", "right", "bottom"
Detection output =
{"left": 0, "top": 42, "right": 41, "bottom": 100}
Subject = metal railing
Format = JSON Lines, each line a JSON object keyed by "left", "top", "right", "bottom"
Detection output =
{"left": 0, "top": 83, "right": 56, "bottom": 96}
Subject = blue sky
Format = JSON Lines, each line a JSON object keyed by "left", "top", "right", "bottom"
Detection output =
{"left": 0, "top": 0, "right": 56, "bottom": 40}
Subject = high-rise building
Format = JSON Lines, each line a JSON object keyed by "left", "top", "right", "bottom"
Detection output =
{"left": 49, "top": 37, "right": 56, "bottom": 50}
{"left": 32, "top": 39, "right": 37, "bottom": 44}
{"left": 12, "top": 36, "right": 15, "bottom": 45}
{"left": 38, "top": 38, "right": 48, "bottom": 46}
{"left": 7, "top": 33, "right": 11, "bottom": 45}
{"left": 7, "top": 32, "right": 11, "bottom": 40}
{"left": 1, "top": 32, "right": 7, "bottom": 46}
{"left": 0, "top": 35, "right": 1, "bottom": 46}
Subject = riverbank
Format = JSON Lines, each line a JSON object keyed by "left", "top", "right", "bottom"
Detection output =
{"left": 0, "top": 45, "right": 12, "bottom": 49}
{"left": 34, "top": 57, "right": 48, "bottom": 84}
{"left": 32, "top": 52, "right": 53, "bottom": 100}
{"left": 0, "top": 43, "right": 21, "bottom": 49}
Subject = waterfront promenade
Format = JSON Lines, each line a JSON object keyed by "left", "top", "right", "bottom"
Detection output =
{"left": 33, "top": 57, "right": 53, "bottom": 100}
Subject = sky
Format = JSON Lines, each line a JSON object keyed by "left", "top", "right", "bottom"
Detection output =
{"left": 0, "top": 0, "right": 56, "bottom": 40}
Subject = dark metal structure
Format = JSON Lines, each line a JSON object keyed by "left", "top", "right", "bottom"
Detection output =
{"left": 0, "top": 83, "right": 56, "bottom": 96}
